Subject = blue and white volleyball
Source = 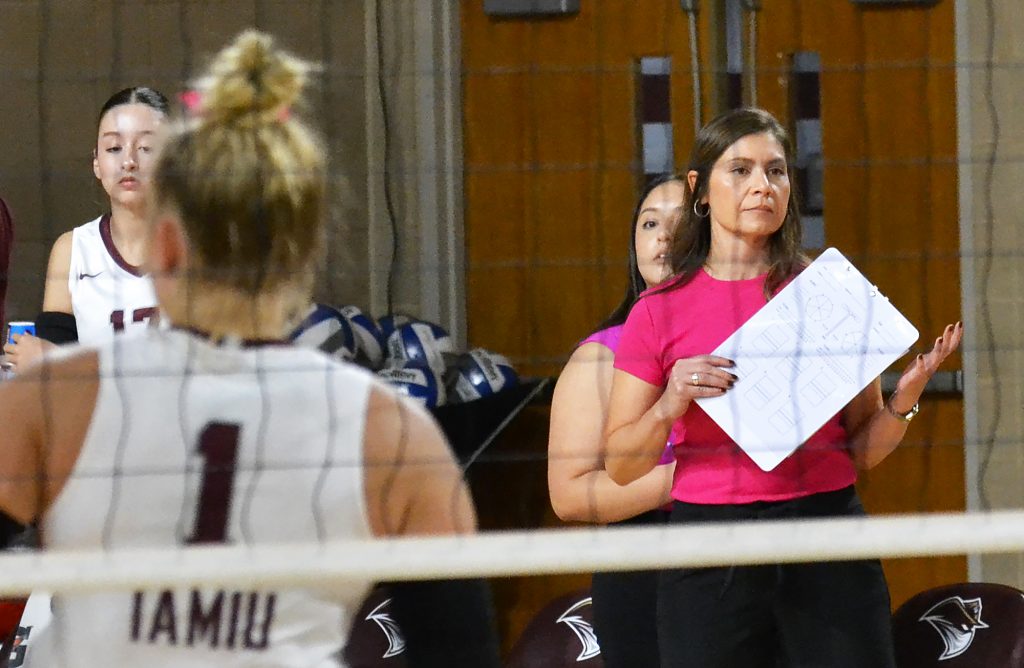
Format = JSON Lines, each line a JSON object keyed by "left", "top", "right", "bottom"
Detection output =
{"left": 340, "top": 305, "right": 385, "bottom": 369}
{"left": 377, "top": 363, "right": 446, "bottom": 408}
{"left": 386, "top": 321, "right": 457, "bottom": 375}
{"left": 289, "top": 303, "right": 357, "bottom": 362}
{"left": 377, "top": 313, "right": 413, "bottom": 343}
{"left": 451, "top": 349, "right": 518, "bottom": 403}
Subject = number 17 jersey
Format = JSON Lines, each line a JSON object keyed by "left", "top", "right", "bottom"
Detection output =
{"left": 68, "top": 214, "right": 160, "bottom": 343}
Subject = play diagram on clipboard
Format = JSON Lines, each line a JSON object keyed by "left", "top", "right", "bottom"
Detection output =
{"left": 695, "top": 248, "right": 919, "bottom": 472}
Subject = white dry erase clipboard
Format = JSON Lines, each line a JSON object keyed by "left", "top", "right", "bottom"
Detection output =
{"left": 695, "top": 247, "right": 919, "bottom": 471}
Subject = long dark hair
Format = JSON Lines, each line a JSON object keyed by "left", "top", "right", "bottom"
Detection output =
{"left": 595, "top": 173, "right": 685, "bottom": 332}
{"left": 661, "top": 107, "right": 806, "bottom": 299}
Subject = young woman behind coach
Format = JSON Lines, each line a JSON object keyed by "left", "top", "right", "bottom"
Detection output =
{"left": 547, "top": 174, "right": 683, "bottom": 667}
{"left": 0, "top": 30, "right": 498, "bottom": 667}
{"left": 3, "top": 87, "right": 169, "bottom": 371}
{"left": 605, "top": 107, "right": 962, "bottom": 668}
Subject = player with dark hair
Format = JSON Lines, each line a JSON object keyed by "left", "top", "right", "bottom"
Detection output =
{"left": 547, "top": 174, "right": 683, "bottom": 666}
{"left": 3, "top": 86, "right": 170, "bottom": 370}
{"left": 0, "top": 30, "right": 499, "bottom": 667}
{"left": 0, "top": 85, "right": 171, "bottom": 665}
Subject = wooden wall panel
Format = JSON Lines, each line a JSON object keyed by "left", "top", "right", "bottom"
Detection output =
{"left": 464, "top": 170, "right": 529, "bottom": 364}
{"left": 858, "top": 400, "right": 968, "bottom": 606}
{"left": 463, "top": 0, "right": 715, "bottom": 376}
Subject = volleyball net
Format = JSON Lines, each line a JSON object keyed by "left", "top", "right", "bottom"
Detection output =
{"left": 0, "top": 5, "right": 1022, "bottom": 666}
{"left": 3, "top": 510, "right": 1024, "bottom": 599}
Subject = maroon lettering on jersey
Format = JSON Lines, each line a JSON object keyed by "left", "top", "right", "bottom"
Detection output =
{"left": 243, "top": 593, "right": 276, "bottom": 650}
{"left": 187, "top": 423, "right": 240, "bottom": 545}
{"left": 130, "top": 591, "right": 143, "bottom": 641}
{"left": 225, "top": 591, "right": 242, "bottom": 649}
{"left": 133, "top": 307, "right": 159, "bottom": 326}
{"left": 110, "top": 307, "right": 160, "bottom": 333}
{"left": 187, "top": 590, "right": 225, "bottom": 648}
{"left": 132, "top": 589, "right": 276, "bottom": 652}
{"left": 149, "top": 591, "right": 178, "bottom": 645}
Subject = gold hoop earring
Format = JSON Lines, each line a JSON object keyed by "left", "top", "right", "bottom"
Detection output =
{"left": 693, "top": 200, "right": 710, "bottom": 218}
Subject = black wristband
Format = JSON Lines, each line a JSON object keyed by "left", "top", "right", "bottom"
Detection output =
{"left": 0, "top": 510, "right": 26, "bottom": 550}
{"left": 388, "top": 578, "right": 501, "bottom": 667}
{"left": 35, "top": 311, "right": 78, "bottom": 344}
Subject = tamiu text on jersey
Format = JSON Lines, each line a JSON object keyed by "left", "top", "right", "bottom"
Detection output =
{"left": 130, "top": 588, "right": 276, "bottom": 651}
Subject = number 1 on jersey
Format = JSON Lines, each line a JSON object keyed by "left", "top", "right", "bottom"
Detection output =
{"left": 187, "top": 423, "right": 240, "bottom": 545}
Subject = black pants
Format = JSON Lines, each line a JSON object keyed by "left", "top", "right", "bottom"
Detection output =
{"left": 657, "top": 486, "right": 896, "bottom": 668}
{"left": 590, "top": 509, "right": 670, "bottom": 668}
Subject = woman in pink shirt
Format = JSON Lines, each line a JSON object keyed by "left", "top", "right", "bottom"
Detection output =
{"left": 548, "top": 174, "right": 683, "bottom": 667}
{"left": 605, "top": 108, "right": 961, "bottom": 668}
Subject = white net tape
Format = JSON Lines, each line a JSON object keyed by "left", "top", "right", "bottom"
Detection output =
{"left": 3, "top": 510, "right": 1023, "bottom": 597}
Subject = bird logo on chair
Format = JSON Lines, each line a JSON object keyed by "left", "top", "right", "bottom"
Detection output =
{"left": 555, "top": 596, "right": 601, "bottom": 662}
{"left": 918, "top": 595, "right": 990, "bottom": 660}
{"left": 366, "top": 598, "right": 406, "bottom": 659}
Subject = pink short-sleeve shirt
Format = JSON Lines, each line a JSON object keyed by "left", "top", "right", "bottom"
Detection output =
{"left": 614, "top": 270, "right": 857, "bottom": 504}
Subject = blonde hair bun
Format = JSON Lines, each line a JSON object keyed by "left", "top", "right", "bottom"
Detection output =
{"left": 197, "top": 30, "right": 311, "bottom": 125}
{"left": 153, "top": 29, "right": 326, "bottom": 310}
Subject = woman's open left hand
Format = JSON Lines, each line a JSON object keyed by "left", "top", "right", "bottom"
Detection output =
{"left": 893, "top": 321, "right": 963, "bottom": 404}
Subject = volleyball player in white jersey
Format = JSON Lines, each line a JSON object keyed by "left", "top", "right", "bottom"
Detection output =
{"left": 0, "top": 30, "right": 499, "bottom": 667}
{"left": 0, "top": 86, "right": 170, "bottom": 666}
{"left": 0, "top": 85, "right": 169, "bottom": 667}
{"left": 64, "top": 206, "right": 160, "bottom": 341}
{"left": 3, "top": 87, "right": 168, "bottom": 369}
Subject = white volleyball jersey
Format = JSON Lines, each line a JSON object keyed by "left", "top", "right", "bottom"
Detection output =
{"left": 16, "top": 215, "right": 161, "bottom": 664}
{"left": 67, "top": 214, "right": 160, "bottom": 344}
{"left": 29, "top": 329, "right": 377, "bottom": 667}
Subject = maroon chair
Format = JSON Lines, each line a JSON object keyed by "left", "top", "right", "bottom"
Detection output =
{"left": 505, "top": 588, "right": 604, "bottom": 668}
{"left": 892, "top": 582, "right": 1024, "bottom": 667}
{"left": 0, "top": 197, "right": 13, "bottom": 330}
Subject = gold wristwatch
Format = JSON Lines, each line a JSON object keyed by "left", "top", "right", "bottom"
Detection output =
{"left": 885, "top": 399, "right": 920, "bottom": 423}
